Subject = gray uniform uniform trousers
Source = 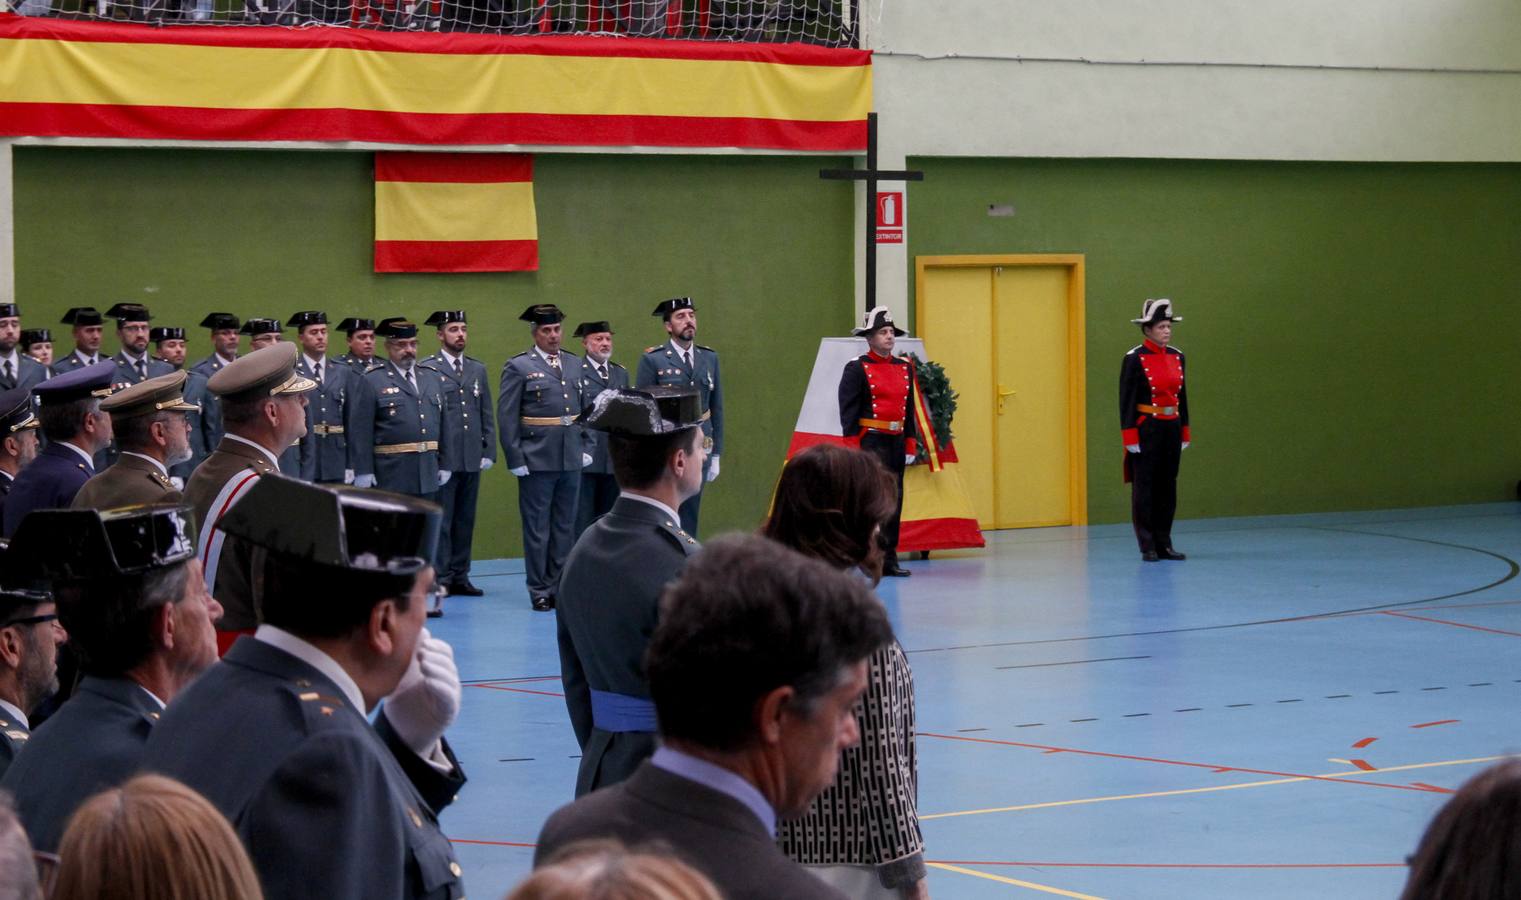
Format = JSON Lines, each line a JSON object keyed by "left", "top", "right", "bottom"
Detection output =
{"left": 635, "top": 342, "right": 723, "bottom": 536}
{"left": 431, "top": 351, "right": 496, "bottom": 585}
{"left": 574, "top": 358, "right": 628, "bottom": 535}
{"left": 352, "top": 361, "right": 449, "bottom": 500}
{"left": 497, "top": 349, "right": 587, "bottom": 602}
{"left": 296, "top": 354, "right": 361, "bottom": 483}
{"left": 557, "top": 496, "right": 698, "bottom": 795}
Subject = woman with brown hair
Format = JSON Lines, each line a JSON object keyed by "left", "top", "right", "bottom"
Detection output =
{"left": 51, "top": 774, "right": 263, "bottom": 900}
{"left": 763, "top": 443, "right": 928, "bottom": 900}
{"left": 508, "top": 839, "right": 723, "bottom": 900}
{"left": 1399, "top": 759, "right": 1521, "bottom": 900}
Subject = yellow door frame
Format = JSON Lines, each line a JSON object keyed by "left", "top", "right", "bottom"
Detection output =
{"left": 913, "top": 253, "right": 1088, "bottom": 527}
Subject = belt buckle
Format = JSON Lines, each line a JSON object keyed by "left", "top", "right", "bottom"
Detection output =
{"left": 1164, "top": 406, "right": 1176, "bottom": 416}
{"left": 560, "top": 415, "right": 576, "bottom": 426}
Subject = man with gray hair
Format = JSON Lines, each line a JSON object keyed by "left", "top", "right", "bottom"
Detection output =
{"left": 71, "top": 371, "right": 200, "bottom": 509}
{"left": 1, "top": 360, "right": 117, "bottom": 538}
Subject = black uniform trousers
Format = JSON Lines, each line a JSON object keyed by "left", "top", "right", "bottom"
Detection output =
{"left": 1130, "top": 418, "right": 1182, "bottom": 554}
{"left": 437, "top": 471, "right": 480, "bottom": 585}
{"left": 575, "top": 472, "right": 619, "bottom": 537}
{"left": 519, "top": 469, "right": 580, "bottom": 601}
{"left": 860, "top": 431, "right": 907, "bottom": 568}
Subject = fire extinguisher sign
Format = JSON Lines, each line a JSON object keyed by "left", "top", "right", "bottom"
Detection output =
{"left": 875, "top": 191, "right": 904, "bottom": 244}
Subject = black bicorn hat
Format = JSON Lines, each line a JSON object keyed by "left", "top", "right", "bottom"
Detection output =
{"left": 18, "top": 328, "right": 50, "bottom": 349}
{"left": 9, "top": 503, "right": 198, "bottom": 582}
{"left": 1131, "top": 298, "right": 1182, "bottom": 326}
{"left": 651, "top": 297, "right": 695, "bottom": 320}
{"left": 61, "top": 307, "right": 104, "bottom": 327}
{"left": 424, "top": 310, "right": 467, "bottom": 327}
{"left": 572, "top": 321, "right": 613, "bottom": 339}
{"left": 149, "top": 326, "right": 186, "bottom": 343}
{"left": 0, "top": 303, "right": 17, "bottom": 318}
{"left": 335, "top": 317, "right": 376, "bottom": 335}
{"left": 216, "top": 475, "right": 441, "bottom": 577}
{"left": 239, "top": 318, "right": 283, "bottom": 336}
{"left": 105, "top": 303, "right": 152, "bottom": 324}
{"left": 287, "top": 311, "right": 328, "bottom": 330}
{"left": 375, "top": 317, "right": 418, "bottom": 339}
{"left": 580, "top": 386, "right": 702, "bottom": 437}
{"left": 200, "top": 312, "right": 241, "bottom": 331}
{"left": 518, "top": 304, "right": 564, "bottom": 326}
{"left": 33, "top": 360, "right": 118, "bottom": 405}
{"left": 0, "top": 386, "right": 38, "bottom": 436}
{"left": 852, "top": 305, "right": 906, "bottom": 337}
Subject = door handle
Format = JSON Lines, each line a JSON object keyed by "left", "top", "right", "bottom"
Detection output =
{"left": 997, "top": 385, "right": 1016, "bottom": 414}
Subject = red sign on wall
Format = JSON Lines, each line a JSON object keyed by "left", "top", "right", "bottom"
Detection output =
{"left": 876, "top": 191, "right": 903, "bottom": 244}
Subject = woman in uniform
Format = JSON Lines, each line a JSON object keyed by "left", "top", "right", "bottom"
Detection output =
{"left": 1120, "top": 299, "right": 1189, "bottom": 561}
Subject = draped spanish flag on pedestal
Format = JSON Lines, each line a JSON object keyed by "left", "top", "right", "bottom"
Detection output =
{"left": 787, "top": 337, "right": 985, "bottom": 554}
{"left": 374, "top": 152, "right": 538, "bottom": 273}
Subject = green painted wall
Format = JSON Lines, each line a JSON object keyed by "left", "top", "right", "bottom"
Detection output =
{"left": 13, "top": 147, "right": 856, "bottom": 556}
{"left": 906, "top": 158, "right": 1521, "bottom": 525}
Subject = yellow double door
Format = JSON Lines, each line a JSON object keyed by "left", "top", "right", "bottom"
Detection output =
{"left": 917, "top": 256, "right": 1087, "bottom": 530}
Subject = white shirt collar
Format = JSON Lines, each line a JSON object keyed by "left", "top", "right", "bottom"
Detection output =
{"left": 440, "top": 349, "right": 464, "bottom": 366}
{"left": 224, "top": 433, "right": 282, "bottom": 470}
{"left": 60, "top": 440, "right": 96, "bottom": 468}
{"left": 121, "top": 451, "right": 168, "bottom": 477}
{"left": 0, "top": 698, "right": 27, "bottom": 730}
{"left": 254, "top": 625, "right": 367, "bottom": 713}
{"left": 669, "top": 339, "right": 694, "bottom": 358}
{"left": 121, "top": 348, "right": 147, "bottom": 366}
{"left": 0, "top": 349, "right": 18, "bottom": 369}
{"left": 304, "top": 354, "right": 325, "bottom": 372}
{"left": 137, "top": 683, "right": 167, "bottom": 710}
{"left": 619, "top": 491, "right": 681, "bottom": 525}
{"left": 216, "top": 352, "right": 237, "bottom": 367}
{"left": 75, "top": 349, "right": 99, "bottom": 365}
{"left": 533, "top": 346, "right": 560, "bottom": 366}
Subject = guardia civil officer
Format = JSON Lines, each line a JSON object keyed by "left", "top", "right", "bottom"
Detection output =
{"left": 20, "top": 328, "right": 52, "bottom": 368}
{"left": 189, "top": 312, "right": 242, "bottom": 473}
{"left": 0, "top": 544, "right": 63, "bottom": 781}
{"left": 0, "top": 388, "right": 40, "bottom": 526}
{"left": 51, "top": 307, "right": 106, "bottom": 375}
{"left": 1, "top": 504, "right": 222, "bottom": 852}
{"left": 186, "top": 344, "right": 315, "bottom": 652}
{"left": 1120, "top": 299, "right": 1190, "bottom": 562}
{"left": 141, "top": 475, "right": 468, "bottom": 900}
{"left": 0, "top": 303, "right": 46, "bottom": 395}
{"left": 190, "top": 313, "right": 242, "bottom": 380}
{"left": 498, "top": 304, "right": 590, "bottom": 612}
{"left": 635, "top": 297, "right": 722, "bottom": 537}
{"left": 290, "top": 310, "right": 361, "bottom": 485}
{"left": 557, "top": 386, "right": 703, "bottom": 796}
{"left": 147, "top": 324, "right": 196, "bottom": 483}
{"left": 838, "top": 306, "right": 918, "bottom": 578}
{"left": 239, "top": 318, "right": 306, "bottom": 476}
{"left": 352, "top": 318, "right": 450, "bottom": 502}
{"left": 105, "top": 304, "right": 174, "bottom": 386}
{"left": 424, "top": 310, "right": 496, "bottom": 597}
{"left": 1, "top": 361, "right": 117, "bottom": 538}
{"left": 72, "top": 372, "right": 199, "bottom": 509}
{"left": 336, "top": 317, "right": 382, "bottom": 373}
{"left": 150, "top": 326, "right": 188, "bottom": 369}
{"left": 574, "top": 320, "right": 628, "bottom": 535}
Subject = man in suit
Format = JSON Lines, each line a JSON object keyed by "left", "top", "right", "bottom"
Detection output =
{"left": 72, "top": 371, "right": 199, "bottom": 510}
{"left": 424, "top": 310, "right": 495, "bottom": 599}
{"left": 50, "top": 307, "right": 106, "bottom": 376}
{"left": 142, "top": 475, "right": 468, "bottom": 900}
{"left": 0, "top": 304, "right": 47, "bottom": 397}
{"left": 290, "top": 311, "right": 359, "bottom": 485}
{"left": 557, "top": 386, "right": 704, "bottom": 796}
{"left": 0, "top": 545, "right": 64, "bottom": 781}
{"left": 186, "top": 344, "right": 314, "bottom": 654}
{"left": 573, "top": 320, "right": 628, "bottom": 536}
{"left": 498, "top": 304, "right": 590, "bottom": 612}
{"left": 1, "top": 361, "right": 116, "bottom": 538}
{"left": 336, "top": 317, "right": 381, "bottom": 374}
{"left": 188, "top": 313, "right": 242, "bottom": 475}
{"left": 0, "top": 388, "right": 40, "bottom": 527}
{"left": 635, "top": 297, "right": 723, "bottom": 537}
{"left": 1, "top": 504, "right": 222, "bottom": 852}
{"left": 19, "top": 329, "right": 52, "bottom": 369}
{"left": 351, "top": 318, "right": 450, "bottom": 503}
{"left": 104, "top": 303, "right": 175, "bottom": 387}
{"left": 536, "top": 534, "right": 892, "bottom": 900}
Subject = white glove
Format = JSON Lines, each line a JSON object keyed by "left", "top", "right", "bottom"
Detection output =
{"left": 1182, "top": 441, "right": 1191, "bottom": 450}
{"left": 581, "top": 452, "right": 593, "bottom": 468}
{"left": 480, "top": 458, "right": 494, "bottom": 471}
{"left": 343, "top": 468, "right": 355, "bottom": 485}
{"left": 438, "top": 470, "right": 452, "bottom": 486}
{"left": 1125, "top": 444, "right": 1141, "bottom": 454}
{"left": 510, "top": 465, "right": 529, "bottom": 477}
{"left": 382, "top": 629, "right": 461, "bottom": 756}
{"left": 169, "top": 476, "right": 185, "bottom": 491}
{"left": 354, "top": 473, "right": 377, "bottom": 488}
{"left": 706, "top": 455, "right": 720, "bottom": 483}
{"left": 904, "top": 453, "right": 916, "bottom": 465}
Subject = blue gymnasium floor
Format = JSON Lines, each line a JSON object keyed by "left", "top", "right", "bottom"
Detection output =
{"left": 428, "top": 503, "right": 1521, "bottom": 899}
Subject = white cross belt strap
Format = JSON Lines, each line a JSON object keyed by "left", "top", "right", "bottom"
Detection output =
{"left": 196, "top": 468, "right": 263, "bottom": 591}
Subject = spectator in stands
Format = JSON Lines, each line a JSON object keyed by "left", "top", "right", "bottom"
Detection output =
{"left": 510, "top": 839, "right": 722, "bottom": 900}
{"left": 534, "top": 533, "right": 893, "bottom": 900}
{"left": 52, "top": 775, "right": 263, "bottom": 900}
{"left": 1, "top": 504, "right": 221, "bottom": 854}
{"left": 0, "top": 792, "right": 41, "bottom": 900}
{"left": 1399, "top": 759, "right": 1521, "bottom": 900}
{"left": 0, "top": 556, "right": 63, "bottom": 781}
{"left": 765, "top": 444, "right": 928, "bottom": 900}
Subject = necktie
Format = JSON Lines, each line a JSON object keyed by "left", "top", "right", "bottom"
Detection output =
{"left": 136, "top": 359, "right": 146, "bottom": 380}
{"left": 405, "top": 368, "right": 416, "bottom": 391}
{"left": 683, "top": 350, "right": 692, "bottom": 370}
{"left": 454, "top": 358, "right": 463, "bottom": 378}
{"left": 1, "top": 360, "right": 12, "bottom": 388}
{"left": 314, "top": 362, "right": 323, "bottom": 385}
{"left": 597, "top": 363, "right": 608, "bottom": 380}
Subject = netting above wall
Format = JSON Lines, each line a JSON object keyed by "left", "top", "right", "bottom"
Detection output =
{"left": 0, "top": 0, "right": 859, "bottom": 45}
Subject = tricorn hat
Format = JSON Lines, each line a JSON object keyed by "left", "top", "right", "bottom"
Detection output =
{"left": 335, "top": 317, "right": 376, "bottom": 335}
{"left": 651, "top": 297, "right": 695, "bottom": 321}
{"left": 424, "top": 310, "right": 467, "bottom": 328}
{"left": 200, "top": 312, "right": 241, "bottom": 331}
{"left": 19, "top": 328, "right": 51, "bottom": 349}
{"left": 105, "top": 303, "right": 152, "bottom": 324}
{"left": 287, "top": 311, "right": 328, "bottom": 330}
{"left": 149, "top": 326, "right": 186, "bottom": 343}
{"left": 1131, "top": 299, "right": 1182, "bottom": 326}
{"left": 61, "top": 307, "right": 104, "bottom": 327}
{"left": 0, "top": 303, "right": 17, "bottom": 319}
{"left": 239, "top": 318, "right": 283, "bottom": 336}
{"left": 375, "top": 317, "right": 418, "bottom": 339}
{"left": 581, "top": 387, "right": 702, "bottom": 437}
{"left": 10, "top": 504, "right": 198, "bottom": 581}
{"left": 853, "top": 306, "right": 906, "bottom": 337}
{"left": 572, "top": 321, "right": 613, "bottom": 339}
{"left": 518, "top": 305, "right": 564, "bottom": 327}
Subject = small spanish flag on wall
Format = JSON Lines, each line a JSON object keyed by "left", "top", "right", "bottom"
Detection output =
{"left": 374, "top": 152, "right": 539, "bottom": 273}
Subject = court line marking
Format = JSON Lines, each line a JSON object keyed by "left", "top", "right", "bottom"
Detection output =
{"left": 919, "top": 754, "right": 1514, "bottom": 820}
{"left": 451, "top": 838, "right": 538, "bottom": 848}
{"left": 928, "top": 860, "right": 1405, "bottom": 870}
{"left": 1352, "top": 737, "right": 1378, "bottom": 748}
{"left": 928, "top": 863, "right": 1106, "bottom": 899}
{"left": 996, "top": 656, "right": 1151, "bottom": 670}
{"left": 461, "top": 676, "right": 562, "bottom": 686}
{"left": 916, "top": 732, "right": 1443, "bottom": 794}
{"left": 1411, "top": 719, "right": 1460, "bottom": 729}
{"left": 466, "top": 683, "right": 565, "bottom": 698}
{"left": 1380, "top": 611, "right": 1521, "bottom": 638}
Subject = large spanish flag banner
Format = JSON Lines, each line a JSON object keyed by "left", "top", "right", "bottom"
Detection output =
{"left": 0, "top": 17, "right": 870, "bottom": 150}
{"left": 787, "top": 338, "right": 985, "bottom": 553}
{"left": 375, "top": 152, "right": 537, "bottom": 272}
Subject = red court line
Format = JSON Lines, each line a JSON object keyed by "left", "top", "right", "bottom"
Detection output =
{"left": 1410, "top": 783, "right": 1452, "bottom": 793}
{"left": 1349, "top": 759, "right": 1377, "bottom": 771}
{"left": 1352, "top": 737, "right": 1378, "bottom": 749}
{"left": 467, "top": 683, "right": 564, "bottom": 698}
{"left": 928, "top": 860, "right": 1405, "bottom": 870}
{"left": 451, "top": 839, "right": 538, "bottom": 848}
{"left": 915, "top": 732, "right": 1445, "bottom": 794}
{"left": 1411, "top": 720, "right": 1460, "bottom": 729}
{"left": 1379, "top": 611, "right": 1521, "bottom": 637}
{"left": 466, "top": 676, "right": 562, "bottom": 686}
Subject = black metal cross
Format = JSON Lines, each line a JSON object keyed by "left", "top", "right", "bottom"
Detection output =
{"left": 820, "top": 112, "right": 925, "bottom": 314}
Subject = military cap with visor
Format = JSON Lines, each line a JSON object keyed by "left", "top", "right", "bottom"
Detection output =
{"left": 650, "top": 297, "right": 695, "bottom": 320}
{"left": 60, "top": 307, "right": 104, "bottom": 327}
{"left": 424, "top": 310, "right": 467, "bottom": 327}
{"left": 572, "top": 321, "right": 613, "bottom": 339}
{"left": 200, "top": 312, "right": 241, "bottom": 331}
{"left": 19, "top": 328, "right": 50, "bottom": 350}
{"left": 100, "top": 370, "right": 201, "bottom": 420}
{"left": 518, "top": 304, "right": 564, "bottom": 326}
{"left": 9, "top": 503, "right": 197, "bottom": 582}
{"left": 239, "top": 318, "right": 283, "bottom": 336}
{"left": 33, "top": 360, "right": 118, "bottom": 405}
{"left": 375, "top": 317, "right": 418, "bottom": 339}
{"left": 0, "top": 387, "right": 38, "bottom": 436}
{"left": 149, "top": 326, "right": 186, "bottom": 344}
{"left": 207, "top": 343, "right": 316, "bottom": 401}
{"left": 104, "top": 303, "right": 152, "bottom": 324}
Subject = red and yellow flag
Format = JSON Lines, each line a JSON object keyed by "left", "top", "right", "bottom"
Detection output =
{"left": 374, "top": 152, "right": 537, "bottom": 273}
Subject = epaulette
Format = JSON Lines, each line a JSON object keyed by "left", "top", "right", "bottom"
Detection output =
{"left": 609, "top": 361, "right": 627, "bottom": 370}
{"left": 644, "top": 345, "right": 661, "bottom": 354}
{"left": 1126, "top": 344, "right": 1142, "bottom": 355}
{"left": 289, "top": 680, "right": 351, "bottom": 728}
{"left": 153, "top": 471, "right": 174, "bottom": 489}
{"left": 417, "top": 359, "right": 442, "bottom": 373}
{"left": 512, "top": 350, "right": 531, "bottom": 359}
{"left": 464, "top": 354, "right": 482, "bottom": 363}
{"left": 696, "top": 344, "right": 716, "bottom": 353}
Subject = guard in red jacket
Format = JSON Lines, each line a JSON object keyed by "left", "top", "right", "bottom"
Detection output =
{"left": 1120, "top": 299, "right": 1190, "bottom": 561}
{"left": 839, "top": 307, "right": 917, "bottom": 577}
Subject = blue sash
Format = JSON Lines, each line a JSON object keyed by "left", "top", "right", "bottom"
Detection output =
{"left": 590, "top": 689, "right": 658, "bottom": 733}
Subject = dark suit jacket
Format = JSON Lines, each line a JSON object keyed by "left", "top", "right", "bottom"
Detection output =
{"left": 2, "top": 440, "right": 94, "bottom": 537}
{"left": 184, "top": 438, "right": 278, "bottom": 631}
{"left": 537, "top": 762, "right": 848, "bottom": 900}
{"left": 71, "top": 452, "right": 181, "bottom": 510}
{"left": 556, "top": 496, "right": 698, "bottom": 795}
{"left": 141, "top": 638, "right": 467, "bottom": 900}
{"left": 0, "top": 676, "right": 160, "bottom": 852}
{"left": 578, "top": 359, "right": 629, "bottom": 475}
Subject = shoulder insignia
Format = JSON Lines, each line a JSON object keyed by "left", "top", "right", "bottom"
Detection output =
{"left": 1126, "top": 345, "right": 1142, "bottom": 355}
{"left": 5, "top": 730, "right": 26, "bottom": 741}
{"left": 417, "top": 360, "right": 441, "bottom": 373}
{"left": 1169, "top": 346, "right": 1184, "bottom": 355}
{"left": 465, "top": 354, "right": 482, "bottom": 363}
{"left": 77, "top": 464, "right": 87, "bottom": 471}
{"left": 610, "top": 361, "right": 627, "bottom": 370}
{"left": 644, "top": 346, "right": 661, "bottom": 354}
{"left": 696, "top": 344, "right": 716, "bottom": 353}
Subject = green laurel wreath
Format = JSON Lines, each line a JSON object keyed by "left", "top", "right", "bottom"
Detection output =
{"left": 904, "top": 353, "right": 956, "bottom": 463}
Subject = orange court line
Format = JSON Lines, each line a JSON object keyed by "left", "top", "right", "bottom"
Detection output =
{"left": 467, "top": 683, "right": 565, "bottom": 698}
{"left": 916, "top": 732, "right": 1444, "bottom": 794}
{"left": 1411, "top": 719, "right": 1460, "bottom": 729}
{"left": 1352, "top": 737, "right": 1378, "bottom": 749}
{"left": 1379, "top": 611, "right": 1521, "bottom": 637}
